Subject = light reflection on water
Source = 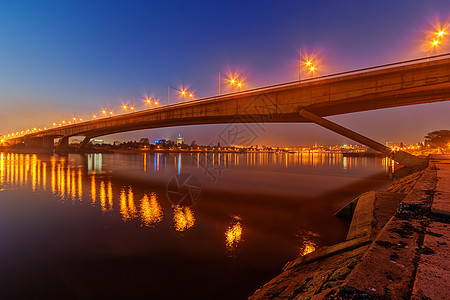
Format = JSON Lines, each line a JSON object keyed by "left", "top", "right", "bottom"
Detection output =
{"left": 140, "top": 193, "right": 163, "bottom": 227}
{"left": 225, "top": 218, "right": 243, "bottom": 253}
{"left": 0, "top": 151, "right": 394, "bottom": 298}
{"left": 173, "top": 205, "right": 195, "bottom": 231}
{"left": 0, "top": 152, "right": 394, "bottom": 252}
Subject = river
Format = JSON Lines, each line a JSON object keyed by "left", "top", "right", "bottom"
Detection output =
{"left": 0, "top": 151, "right": 393, "bottom": 299}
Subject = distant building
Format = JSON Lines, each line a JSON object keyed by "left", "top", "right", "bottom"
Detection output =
{"left": 385, "top": 142, "right": 399, "bottom": 148}
{"left": 91, "top": 139, "right": 104, "bottom": 145}
{"left": 177, "top": 134, "right": 184, "bottom": 145}
{"left": 70, "top": 138, "right": 82, "bottom": 144}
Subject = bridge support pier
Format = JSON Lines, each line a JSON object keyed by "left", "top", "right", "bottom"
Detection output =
{"left": 298, "top": 109, "right": 428, "bottom": 169}
{"left": 55, "top": 136, "right": 69, "bottom": 154}
{"left": 42, "top": 136, "right": 55, "bottom": 148}
{"left": 77, "top": 136, "right": 92, "bottom": 152}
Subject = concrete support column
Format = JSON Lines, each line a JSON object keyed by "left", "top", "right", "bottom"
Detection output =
{"left": 77, "top": 136, "right": 92, "bottom": 152}
{"left": 55, "top": 136, "right": 69, "bottom": 153}
{"left": 42, "top": 136, "right": 55, "bottom": 149}
{"left": 298, "top": 109, "right": 428, "bottom": 169}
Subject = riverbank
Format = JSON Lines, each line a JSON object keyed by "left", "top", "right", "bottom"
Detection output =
{"left": 250, "top": 154, "right": 449, "bottom": 299}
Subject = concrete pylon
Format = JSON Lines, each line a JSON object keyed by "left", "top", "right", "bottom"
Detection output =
{"left": 298, "top": 109, "right": 428, "bottom": 169}
{"left": 77, "top": 136, "right": 92, "bottom": 152}
{"left": 42, "top": 136, "right": 55, "bottom": 148}
{"left": 55, "top": 136, "right": 69, "bottom": 153}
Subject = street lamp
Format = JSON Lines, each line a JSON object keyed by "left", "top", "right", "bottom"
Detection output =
{"left": 167, "top": 86, "right": 194, "bottom": 106}
{"left": 133, "top": 95, "right": 160, "bottom": 109}
{"left": 299, "top": 49, "right": 319, "bottom": 81}
{"left": 426, "top": 23, "right": 447, "bottom": 59}
{"left": 227, "top": 73, "right": 245, "bottom": 91}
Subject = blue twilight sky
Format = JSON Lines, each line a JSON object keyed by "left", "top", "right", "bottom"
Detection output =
{"left": 1, "top": 0, "right": 449, "bottom": 146}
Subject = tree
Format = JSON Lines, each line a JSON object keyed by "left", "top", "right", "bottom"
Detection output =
{"left": 139, "top": 138, "right": 149, "bottom": 145}
{"left": 425, "top": 130, "right": 450, "bottom": 153}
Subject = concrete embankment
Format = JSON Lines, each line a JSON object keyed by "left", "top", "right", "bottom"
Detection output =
{"left": 250, "top": 155, "right": 449, "bottom": 300}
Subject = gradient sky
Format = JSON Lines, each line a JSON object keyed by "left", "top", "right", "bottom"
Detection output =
{"left": 1, "top": 0, "right": 449, "bottom": 146}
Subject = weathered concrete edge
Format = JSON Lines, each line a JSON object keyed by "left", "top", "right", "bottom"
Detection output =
{"left": 283, "top": 236, "right": 371, "bottom": 271}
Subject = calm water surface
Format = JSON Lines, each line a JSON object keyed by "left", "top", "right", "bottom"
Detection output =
{"left": 0, "top": 152, "right": 393, "bottom": 299}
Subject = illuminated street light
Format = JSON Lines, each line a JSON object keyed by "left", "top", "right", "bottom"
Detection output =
{"left": 228, "top": 73, "right": 245, "bottom": 91}
{"left": 426, "top": 23, "right": 448, "bottom": 59}
{"left": 299, "top": 48, "right": 320, "bottom": 81}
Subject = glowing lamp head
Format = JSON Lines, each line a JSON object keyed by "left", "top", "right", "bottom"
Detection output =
{"left": 146, "top": 99, "right": 151, "bottom": 104}
{"left": 102, "top": 110, "right": 106, "bottom": 114}
{"left": 230, "top": 78, "right": 236, "bottom": 84}
{"left": 122, "top": 105, "right": 127, "bottom": 109}
{"left": 306, "top": 61, "right": 312, "bottom": 66}
{"left": 189, "top": 93, "right": 193, "bottom": 97}
{"left": 181, "top": 90, "right": 186, "bottom": 96}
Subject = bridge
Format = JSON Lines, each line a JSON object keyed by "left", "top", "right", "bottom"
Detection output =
{"left": 2, "top": 54, "right": 450, "bottom": 168}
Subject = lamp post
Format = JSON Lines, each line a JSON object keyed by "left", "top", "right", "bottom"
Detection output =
{"left": 168, "top": 86, "right": 194, "bottom": 105}
{"left": 299, "top": 50, "right": 318, "bottom": 79}
{"left": 299, "top": 48, "right": 302, "bottom": 82}
{"left": 426, "top": 26, "right": 447, "bottom": 60}
{"left": 227, "top": 74, "right": 245, "bottom": 91}
{"left": 133, "top": 95, "right": 159, "bottom": 109}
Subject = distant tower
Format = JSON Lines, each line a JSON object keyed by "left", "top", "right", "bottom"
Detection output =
{"left": 177, "top": 134, "right": 184, "bottom": 145}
